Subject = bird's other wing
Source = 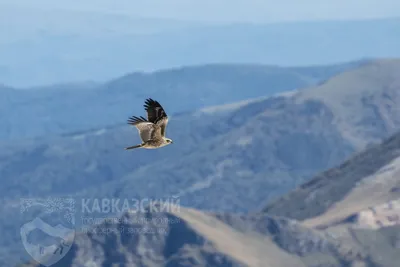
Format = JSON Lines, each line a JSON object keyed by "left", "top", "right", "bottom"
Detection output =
{"left": 143, "top": 98, "right": 169, "bottom": 137}
{"left": 144, "top": 98, "right": 168, "bottom": 124}
{"left": 127, "top": 116, "right": 159, "bottom": 142}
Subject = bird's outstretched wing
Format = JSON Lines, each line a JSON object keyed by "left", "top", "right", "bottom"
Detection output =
{"left": 143, "top": 98, "right": 169, "bottom": 136}
{"left": 127, "top": 116, "right": 160, "bottom": 142}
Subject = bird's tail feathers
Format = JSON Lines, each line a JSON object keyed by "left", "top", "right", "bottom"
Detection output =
{"left": 124, "top": 144, "right": 143, "bottom": 150}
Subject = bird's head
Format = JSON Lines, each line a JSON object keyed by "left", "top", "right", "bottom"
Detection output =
{"left": 165, "top": 138, "right": 173, "bottom": 144}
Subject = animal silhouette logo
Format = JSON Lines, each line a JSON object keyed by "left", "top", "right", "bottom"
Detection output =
{"left": 20, "top": 198, "right": 75, "bottom": 266}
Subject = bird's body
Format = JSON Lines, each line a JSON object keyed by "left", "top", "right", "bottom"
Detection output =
{"left": 125, "top": 98, "right": 173, "bottom": 150}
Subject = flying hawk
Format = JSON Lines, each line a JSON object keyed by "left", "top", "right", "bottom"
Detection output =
{"left": 125, "top": 98, "right": 173, "bottom": 150}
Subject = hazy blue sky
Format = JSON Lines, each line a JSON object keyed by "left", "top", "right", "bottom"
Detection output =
{"left": 2, "top": 0, "right": 400, "bottom": 23}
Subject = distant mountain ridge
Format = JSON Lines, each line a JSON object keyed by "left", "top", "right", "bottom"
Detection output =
{"left": 0, "top": 60, "right": 365, "bottom": 141}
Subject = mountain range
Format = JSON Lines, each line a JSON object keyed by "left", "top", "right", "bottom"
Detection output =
{"left": 3, "top": 58, "right": 400, "bottom": 266}
{"left": 0, "top": 60, "right": 366, "bottom": 141}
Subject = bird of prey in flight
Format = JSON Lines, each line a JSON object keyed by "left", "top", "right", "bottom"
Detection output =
{"left": 125, "top": 98, "right": 173, "bottom": 150}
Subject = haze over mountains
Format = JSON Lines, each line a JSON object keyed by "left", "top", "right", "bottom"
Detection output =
{"left": 0, "top": 8, "right": 399, "bottom": 86}
{"left": 3, "top": 58, "right": 400, "bottom": 266}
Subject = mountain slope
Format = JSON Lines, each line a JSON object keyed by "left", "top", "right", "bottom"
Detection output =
{"left": 263, "top": 130, "right": 400, "bottom": 225}
{"left": 297, "top": 58, "right": 400, "bottom": 149}
{"left": 17, "top": 207, "right": 319, "bottom": 267}
{"left": 19, "top": 205, "right": 400, "bottom": 267}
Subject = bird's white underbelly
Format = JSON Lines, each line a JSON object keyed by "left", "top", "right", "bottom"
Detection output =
{"left": 142, "top": 142, "right": 169, "bottom": 149}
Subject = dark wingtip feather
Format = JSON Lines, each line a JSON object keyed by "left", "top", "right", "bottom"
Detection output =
{"left": 144, "top": 98, "right": 155, "bottom": 105}
{"left": 144, "top": 98, "right": 160, "bottom": 111}
{"left": 127, "top": 115, "right": 147, "bottom": 125}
